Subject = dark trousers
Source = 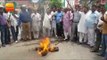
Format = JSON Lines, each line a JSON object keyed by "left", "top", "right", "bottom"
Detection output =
{"left": 93, "top": 29, "right": 102, "bottom": 51}
{"left": 1, "top": 25, "right": 8, "bottom": 45}
{"left": 72, "top": 23, "right": 79, "bottom": 41}
{"left": 16, "top": 26, "right": 19, "bottom": 40}
{"left": 21, "top": 23, "right": 31, "bottom": 40}
{"left": 11, "top": 26, "right": 17, "bottom": 41}
{"left": 100, "top": 34, "right": 107, "bottom": 57}
{"left": 5, "top": 27, "right": 10, "bottom": 44}
{"left": 56, "top": 22, "right": 63, "bottom": 37}
{"left": 74, "top": 25, "right": 78, "bottom": 40}
{"left": 31, "top": 31, "right": 34, "bottom": 39}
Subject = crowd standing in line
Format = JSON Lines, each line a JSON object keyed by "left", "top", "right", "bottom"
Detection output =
{"left": 0, "top": 4, "right": 107, "bottom": 60}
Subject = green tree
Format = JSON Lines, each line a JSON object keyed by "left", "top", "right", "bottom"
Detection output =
{"left": 50, "top": 0, "right": 62, "bottom": 8}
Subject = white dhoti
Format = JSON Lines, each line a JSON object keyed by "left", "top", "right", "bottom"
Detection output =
{"left": 32, "top": 22, "right": 41, "bottom": 38}
{"left": 43, "top": 27, "right": 51, "bottom": 37}
{"left": 79, "top": 33, "right": 87, "bottom": 43}
{"left": 78, "top": 12, "right": 87, "bottom": 43}
{"left": 43, "top": 13, "right": 51, "bottom": 37}
{"left": 51, "top": 20, "right": 57, "bottom": 37}
{"left": 87, "top": 28, "right": 95, "bottom": 46}
{"left": 64, "top": 26, "right": 71, "bottom": 40}
{"left": 31, "top": 13, "right": 41, "bottom": 38}
{"left": 71, "top": 22, "right": 78, "bottom": 40}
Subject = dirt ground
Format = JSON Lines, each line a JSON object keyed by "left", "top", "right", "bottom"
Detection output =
{"left": 0, "top": 39, "right": 103, "bottom": 60}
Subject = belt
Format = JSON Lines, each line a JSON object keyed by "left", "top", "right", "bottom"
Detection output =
{"left": 22, "top": 21, "right": 29, "bottom": 23}
{"left": 73, "top": 22, "right": 79, "bottom": 23}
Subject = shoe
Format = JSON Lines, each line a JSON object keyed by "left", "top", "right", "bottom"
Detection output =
{"left": 15, "top": 41, "right": 18, "bottom": 43}
{"left": 97, "top": 53, "right": 105, "bottom": 57}
{"left": 64, "top": 38, "right": 68, "bottom": 41}
{"left": 5, "top": 42, "right": 11, "bottom": 45}
{"left": 2, "top": 44, "right": 6, "bottom": 47}
{"left": 91, "top": 49, "right": 99, "bottom": 52}
{"left": 90, "top": 46, "right": 94, "bottom": 48}
{"left": 91, "top": 47, "right": 99, "bottom": 52}
{"left": 78, "top": 42, "right": 82, "bottom": 45}
{"left": 55, "top": 35, "right": 58, "bottom": 38}
{"left": 64, "top": 39, "right": 66, "bottom": 41}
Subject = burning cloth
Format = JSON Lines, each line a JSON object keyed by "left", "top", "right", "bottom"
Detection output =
{"left": 35, "top": 37, "right": 59, "bottom": 56}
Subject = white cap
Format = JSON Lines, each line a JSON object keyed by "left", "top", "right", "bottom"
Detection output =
{"left": 22, "top": 5, "right": 26, "bottom": 7}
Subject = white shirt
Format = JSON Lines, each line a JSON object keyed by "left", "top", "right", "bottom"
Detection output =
{"left": 50, "top": 11, "right": 57, "bottom": 28}
{"left": 31, "top": 13, "right": 41, "bottom": 22}
{"left": 31, "top": 12, "right": 41, "bottom": 31}
{"left": 3, "top": 13, "right": 8, "bottom": 20}
{"left": 97, "top": 12, "right": 103, "bottom": 29}
{"left": 10, "top": 14, "right": 18, "bottom": 27}
{"left": 43, "top": 13, "right": 51, "bottom": 29}
{"left": 78, "top": 12, "right": 87, "bottom": 33}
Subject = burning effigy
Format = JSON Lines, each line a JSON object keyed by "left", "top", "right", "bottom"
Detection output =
{"left": 35, "top": 37, "right": 59, "bottom": 56}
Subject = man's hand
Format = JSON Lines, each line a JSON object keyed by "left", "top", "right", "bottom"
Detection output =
{"left": 101, "top": 16, "right": 104, "bottom": 20}
{"left": 98, "top": 24, "right": 102, "bottom": 27}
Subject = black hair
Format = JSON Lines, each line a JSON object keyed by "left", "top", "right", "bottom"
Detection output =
{"left": 84, "top": 6, "right": 89, "bottom": 10}
{"left": 3, "top": 8, "right": 7, "bottom": 13}
{"left": 92, "top": 5, "right": 97, "bottom": 8}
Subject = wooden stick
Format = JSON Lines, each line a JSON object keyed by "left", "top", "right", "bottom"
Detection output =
{"left": 66, "top": 0, "right": 72, "bottom": 9}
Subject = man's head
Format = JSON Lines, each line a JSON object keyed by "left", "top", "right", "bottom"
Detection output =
{"left": 84, "top": 6, "right": 89, "bottom": 13}
{"left": 3, "top": 8, "right": 7, "bottom": 13}
{"left": 57, "top": 8, "right": 62, "bottom": 12}
{"left": 91, "top": 5, "right": 97, "bottom": 13}
{"left": 64, "top": 8, "right": 68, "bottom": 13}
{"left": 100, "top": 5, "right": 106, "bottom": 14}
{"left": 79, "top": 6, "right": 83, "bottom": 11}
{"left": 96, "top": 5, "right": 102, "bottom": 12}
{"left": 14, "top": 9, "right": 18, "bottom": 14}
{"left": 47, "top": 10, "right": 51, "bottom": 15}
{"left": 33, "top": 9, "right": 37, "bottom": 14}
{"left": 75, "top": 5, "right": 80, "bottom": 11}
{"left": 20, "top": 5, "right": 26, "bottom": 12}
{"left": 52, "top": 7, "right": 56, "bottom": 12}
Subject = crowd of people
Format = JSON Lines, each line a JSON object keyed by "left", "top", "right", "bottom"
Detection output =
{"left": 0, "top": 4, "right": 107, "bottom": 59}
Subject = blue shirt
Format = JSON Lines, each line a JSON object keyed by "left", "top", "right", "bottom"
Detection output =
{"left": 85, "top": 12, "right": 98, "bottom": 28}
{"left": 18, "top": 11, "right": 32, "bottom": 26}
{"left": 55, "top": 12, "right": 63, "bottom": 23}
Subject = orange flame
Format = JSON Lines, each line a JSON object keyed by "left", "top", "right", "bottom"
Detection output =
{"left": 36, "top": 37, "right": 58, "bottom": 56}
{"left": 40, "top": 37, "right": 50, "bottom": 51}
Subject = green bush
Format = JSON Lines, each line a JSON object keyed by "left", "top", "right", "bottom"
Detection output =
{"left": 50, "top": 0, "right": 62, "bottom": 8}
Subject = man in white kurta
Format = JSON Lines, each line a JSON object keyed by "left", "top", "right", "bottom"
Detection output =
{"left": 10, "top": 12, "right": 18, "bottom": 42}
{"left": 50, "top": 10, "right": 57, "bottom": 37}
{"left": 78, "top": 9, "right": 87, "bottom": 43}
{"left": 31, "top": 11, "right": 41, "bottom": 38}
{"left": 85, "top": 5, "right": 99, "bottom": 47}
{"left": 43, "top": 12, "right": 51, "bottom": 37}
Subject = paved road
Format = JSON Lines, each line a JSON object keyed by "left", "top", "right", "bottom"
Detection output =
{"left": 0, "top": 39, "right": 103, "bottom": 60}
